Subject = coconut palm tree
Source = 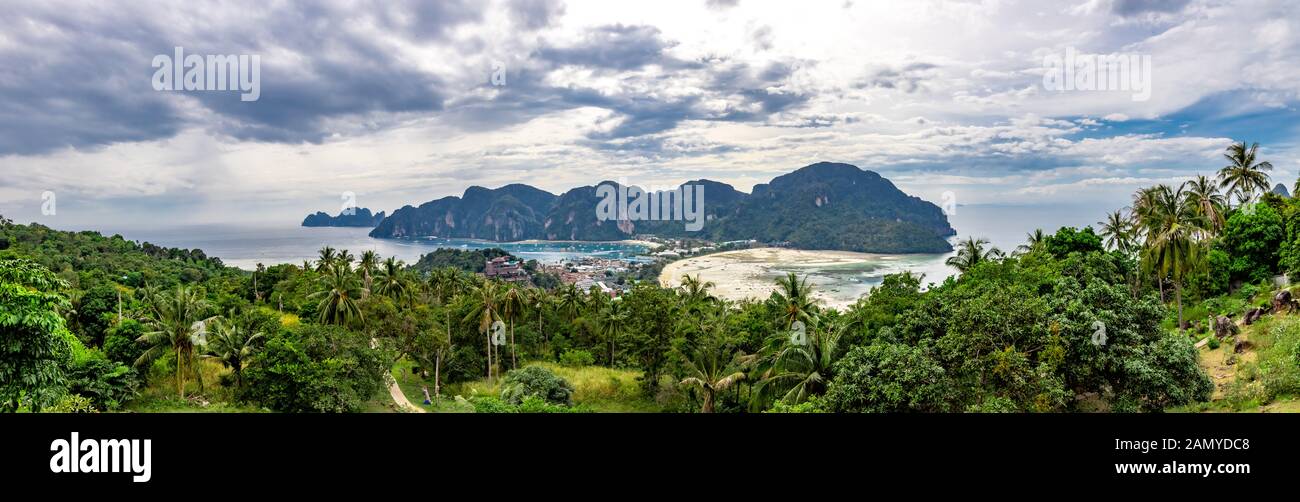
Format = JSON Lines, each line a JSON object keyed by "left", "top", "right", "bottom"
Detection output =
{"left": 201, "top": 315, "right": 263, "bottom": 388}
{"left": 945, "top": 236, "right": 1002, "bottom": 273}
{"left": 1015, "top": 229, "right": 1048, "bottom": 255}
{"left": 755, "top": 320, "right": 844, "bottom": 406}
{"left": 556, "top": 283, "right": 582, "bottom": 323}
{"left": 771, "top": 272, "right": 817, "bottom": 330}
{"left": 315, "top": 246, "right": 337, "bottom": 273}
{"left": 679, "top": 274, "right": 717, "bottom": 308}
{"left": 1139, "top": 184, "right": 1206, "bottom": 332}
{"left": 311, "top": 264, "right": 363, "bottom": 326}
{"left": 136, "top": 286, "right": 215, "bottom": 398}
{"left": 678, "top": 347, "right": 746, "bottom": 413}
{"left": 500, "top": 286, "right": 524, "bottom": 370}
{"left": 358, "top": 250, "right": 379, "bottom": 299}
{"left": 1219, "top": 141, "right": 1273, "bottom": 206}
{"left": 597, "top": 299, "right": 629, "bottom": 367}
{"left": 253, "top": 262, "right": 265, "bottom": 302}
{"left": 336, "top": 249, "right": 355, "bottom": 272}
{"left": 1098, "top": 209, "right": 1136, "bottom": 254}
{"left": 1183, "top": 174, "right": 1228, "bottom": 236}
{"left": 374, "top": 257, "right": 408, "bottom": 304}
{"left": 463, "top": 280, "right": 501, "bottom": 379}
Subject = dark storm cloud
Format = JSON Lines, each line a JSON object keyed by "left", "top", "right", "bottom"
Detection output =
{"left": 445, "top": 28, "right": 814, "bottom": 156}
{"left": 1112, "top": 0, "right": 1191, "bottom": 16}
{"left": 508, "top": 0, "right": 567, "bottom": 30}
{"left": 0, "top": 0, "right": 477, "bottom": 155}
{"left": 0, "top": 1, "right": 817, "bottom": 159}
{"left": 534, "top": 24, "right": 689, "bottom": 71}
{"left": 854, "top": 62, "right": 939, "bottom": 93}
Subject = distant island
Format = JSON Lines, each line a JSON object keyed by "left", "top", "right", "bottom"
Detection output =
{"left": 301, "top": 207, "right": 386, "bottom": 227}
{"left": 369, "top": 162, "right": 956, "bottom": 253}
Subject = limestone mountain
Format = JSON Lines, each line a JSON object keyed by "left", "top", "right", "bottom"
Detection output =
{"left": 368, "top": 162, "right": 956, "bottom": 253}
{"left": 301, "top": 207, "right": 386, "bottom": 227}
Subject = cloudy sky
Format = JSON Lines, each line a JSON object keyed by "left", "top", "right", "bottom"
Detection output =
{"left": 1, "top": 0, "right": 1297, "bottom": 229}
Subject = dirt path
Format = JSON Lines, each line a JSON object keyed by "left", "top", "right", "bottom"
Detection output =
{"left": 386, "top": 373, "right": 426, "bottom": 413}
{"left": 1200, "top": 317, "right": 1257, "bottom": 400}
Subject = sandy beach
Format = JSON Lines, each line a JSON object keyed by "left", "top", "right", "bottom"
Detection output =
{"left": 659, "top": 247, "right": 952, "bottom": 310}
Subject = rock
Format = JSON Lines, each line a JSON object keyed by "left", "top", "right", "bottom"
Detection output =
{"left": 1244, "top": 306, "right": 1270, "bottom": 325}
{"left": 1273, "top": 290, "right": 1298, "bottom": 313}
{"left": 1213, "top": 315, "right": 1238, "bottom": 339}
{"left": 1234, "top": 339, "right": 1252, "bottom": 353}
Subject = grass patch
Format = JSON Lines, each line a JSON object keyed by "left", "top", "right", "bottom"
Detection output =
{"left": 389, "top": 359, "right": 661, "bottom": 412}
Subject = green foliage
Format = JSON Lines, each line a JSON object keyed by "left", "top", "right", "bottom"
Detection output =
{"left": 1221, "top": 203, "right": 1284, "bottom": 284}
{"left": 559, "top": 348, "right": 595, "bottom": 367}
{"left": 238, "top": 324, "right": 390, "bottom": 412}
{"left": 0, "top": 259, "right": 77, "bottom": 412}
{"left": 500, "top": 365, "right": 574, "bottom": 405}
{"left": 824, "top": 342, "right": 951, "bottom": 412}
{"left": 470, "top": 395, "right": 586, "bottom": 413}
{"left": 66, "top": 349, "right": 140, "bottom": 410}
{"left": 50, "top": 393, "right": 97, "bottom": 413}
{"left": 409, "top": 248, "right": 514, "bottom": 275}
{"left": 764, "top": 397, "right": 827, "bottom": 413}
{"left": 103, "top": 318, "right": 146, "bottom": 367}
{"left": 1042, "top": 226, "right": 1104, "bottom": 259}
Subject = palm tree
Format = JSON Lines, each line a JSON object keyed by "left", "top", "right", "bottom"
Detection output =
{"left": 337, "top": 249, "right": 356, "bottom": 271}
{"left": 428, "top": 267, "right": 462, "bottom": 306}
{"left": 771, "top": 272, "right": 816, "bottom": 330}
{"left": 201, "top": 316, "right": 263, "bottom": 388}
{"left": 1219, "top": 141, "right": 1273, "bottom": 206}
{"left": 523, "top": 287, "right": 551, "bottom": 343}
{"left": 679, "top": 274, "right": 717, "bottom": 309}
{"left": 597, "top": 299, "right": 629, "bottom": 367}
{"left": 253, "top": 262, "right": 265, "bottom": 302}
{"left": 500, "top": 286, "right": 524, "bottom": 370}
{"left": 136, "top": 286, "right": 215, "bottom": 398}
{"left": 315, "top": 246, "right": 337, "bottom": 273}
{"left": 1183, "top": 174, "right": 1228, "bottom": 236}
{"left": 1098, "top": 209, "right": 1135, "bottom": 254}
{"left": 1015, "top": 229, "right": 1047, "bottom": 255}
{"left": 678, "top": 347, "right": 746, "bottom": 413}
{"left": 463, "top": 280, "right": 501, "bottom": 380}
{"left": 755, "top": 320, "right": 844, "bottom": 406}
{"left": 1139, "top": 184, "right": 1206, "bottom": 332}
{"left": 945, "top": 236, "right": 1002, "bottom": 273}
{"left": 374, "top": 257, "right": 408, "bottom": 304}
{"left": 310, "top": 264, "right": 363, "bottom": 326}
{"left": 358, "top": 250, "right": 379, "bottom": 299}
{"left": 556, "top": 283, "right": 582, "bottom": 323}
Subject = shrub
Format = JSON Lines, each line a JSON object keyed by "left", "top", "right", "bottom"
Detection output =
{"left": 500, "top": 365, "right": 574, "bottom": 406}
{"left": 66, "top": 349, "right": 139, "bottom": 411}
{"left": 559, "top": 348, "right": 595, "bottom": 367}
{"left": 238, "top": 324, "right": 390, "bottom": 412}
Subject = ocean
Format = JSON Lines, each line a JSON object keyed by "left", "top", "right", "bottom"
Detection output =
{"left": 79, "top": 203, "right": 1104, "bottom": 278}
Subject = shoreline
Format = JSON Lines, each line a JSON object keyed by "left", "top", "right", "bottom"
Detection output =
{"left": 659, "top": 247, "right": 954, "bottom": 310}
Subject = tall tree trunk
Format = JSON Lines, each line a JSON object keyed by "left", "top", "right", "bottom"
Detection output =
{"left": 434, "top": 351, "right": 442, "bottom": 398}
{"left": 485, "top": 331, "right": 492, "bottom": 380}
{"left": 510, "top": 321, "right": 517, "bottom": 370}
{"left": 702, "top": 390, "right": 714, "bottom": 413}
{"left": 176, "top": 347, "right": 184, "bottom": 398}
{"left": 1176, "top": 281, "right": 1185, "bottom": 334}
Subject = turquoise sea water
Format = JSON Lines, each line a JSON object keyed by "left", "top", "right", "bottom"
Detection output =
{"left": 86, "top": 224, "right": 649, "bottom": 270}
{"left": 80, "top": 203, "right": 1103, "bottom": 279}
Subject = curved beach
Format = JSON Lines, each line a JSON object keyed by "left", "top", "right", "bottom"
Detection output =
{"left": 659, "top": 247, "right": 955, "bottom": 310}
